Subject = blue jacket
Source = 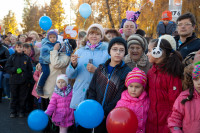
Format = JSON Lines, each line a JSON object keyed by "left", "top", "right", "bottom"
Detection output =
{"left": 66, "top": 42, "right": 110, "bottom": 109}
{"left": 156, "top": 21, "right": 176, "bottom": 37}
{"left": 39, "top": 38, "right": 60, "bottom": 64}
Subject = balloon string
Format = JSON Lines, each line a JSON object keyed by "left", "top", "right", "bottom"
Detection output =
{"left": 83, "top": 19, "right": 87, "bottom": 29}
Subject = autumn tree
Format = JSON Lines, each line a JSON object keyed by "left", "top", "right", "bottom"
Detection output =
{"left": 2, "top": 10, "right": 18, "bottom": 35}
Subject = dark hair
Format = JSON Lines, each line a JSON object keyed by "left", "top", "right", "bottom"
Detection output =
{"left": 105, "top": 29, "right": 121, "bottom": 37}
{"left": 23, "top": 43, "right": 31, "bottom": 48}
{"left": 25, "top": 37, "right": 33, "bottom": 42}
{"left": 136, "top": 29, "right": 146, "bottom": 37}
{"left": 150, "top": 39, "right": 184, "bottom": 78}
{"left": 7, "top": 32, "right": 12, "bottom": 34}
{"left": 176, "top": 12, "right": 196, "bottom": 26}
{"left": 181, "top": 87, "right": 194, "bottom": 104}
{"left": 15, "top": 41, "right": 23, "bottom": 47}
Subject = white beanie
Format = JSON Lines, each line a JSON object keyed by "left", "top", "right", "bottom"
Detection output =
{"left": 161, "top": 35, "right": 177, "bottom": 50}
{"left": 56, "top": 74, "right": 68, "bottom": 84}
{"left": 87, "top": 23, "right": 105, "bottom": 40}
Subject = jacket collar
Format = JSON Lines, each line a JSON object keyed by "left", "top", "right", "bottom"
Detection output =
{"left": 103, "top": 59, "right": 125, "bottom": 69}
{"left": 122, "top": 90, "right": 148, "bottom": 102}
{"left": 175, "top": 32, "right": 197, "bottom": 42}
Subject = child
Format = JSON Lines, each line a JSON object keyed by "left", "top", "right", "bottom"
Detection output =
{"left": 146, "top": 35, "right": 184, "bottom": 133}
{"left": 168, "top": 63, "right": 200, "bottom": 133}
{"left": 32, "top": 63, "right": 42, "bottom": 108}
{"left": 5, "top": 41, "right": 33, "bottom": 118}
{"left": 37, "top": 30, "right": 60, "bottom": 96}
{"left": 87, "top": 37, "right": 131, "bottom": 133}
{"left": 45, "top": 74, "right": 74, "bottom": 133}
{"left": 115, "top": 67, "right": 150, "bottom": 133}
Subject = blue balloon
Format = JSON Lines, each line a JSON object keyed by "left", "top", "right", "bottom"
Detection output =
{"left": 39, "top": 16, "right": 52, "bottom": 31}
{"left": 79, "top": 3, "right": 92, "bottom": 19}
{"left": 75, "top": 99, "right": 104, "bottom": 129}
{"left": 28, "top": 109, "right": 49, "bottom": 131}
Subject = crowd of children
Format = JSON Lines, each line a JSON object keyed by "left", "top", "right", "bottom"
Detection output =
{"left": 0, "top": 11, "right": 200, "bottom": 133}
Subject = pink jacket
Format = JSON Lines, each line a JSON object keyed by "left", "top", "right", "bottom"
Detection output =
{"left": 116, "top": 90, "right": 150, "bottom": 133}
{"left": 45, "top": 88, "right": 74, "bottom": 127}
{"left": 32, "top": 70, "right": 41, "bottom": 98}
{"left": 168, "top": 89, "right": 200, "bottom": 133}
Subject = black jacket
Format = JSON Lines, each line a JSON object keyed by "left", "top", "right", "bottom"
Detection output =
{"left": 5, "top": 52, "right": 33, "bottom": 84}
{"left": 175, "top": 33, "right": 200, "bottom": 59}
{"left": 86, "top": 59, "right": 131, "bottom": 116}
{"left": 0, "top": 43, "right": 10, "bottom": 71}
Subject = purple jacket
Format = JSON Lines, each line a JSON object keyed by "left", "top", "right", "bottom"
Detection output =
{"left": 46, "top": 86, "right": 74, "bottom": 127}
{"left": 116, "top": 90, "right": 150, "bottom": 133}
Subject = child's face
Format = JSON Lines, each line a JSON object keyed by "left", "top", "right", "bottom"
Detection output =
{"left": 15, "top": 45, "right": 23, "bottom": 53}
{"left": 128, "top": 82, "right": 144, "bottom": 98}
{"left": 23, "top": 47, "right": 31, "bottom": 56}
{"left": 57, "top": 79, "right": 67, "bottom": 89}
{"left": 110, "top": 43, "right": 125, "bottom": 63}
{"left": 49, "top": 34, "right": 57, "bottom": 43}
{"left": 37, "top": 65, "right": 42, "bottom": 71}
{"left": 147, "top": 42, "right": 164, "bottom": 64}
{"left": 193, "top": 77, "right": 200, "bottom": 93}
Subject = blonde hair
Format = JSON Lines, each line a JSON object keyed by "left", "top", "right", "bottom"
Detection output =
{"left": 29, "top": 31, "right": 40, "bottom": 41}
{"left": 36, "top": 63, "right": 42, "bottom": 71}
{"left": 182, "top": 64, "right": 194, "bottom": 90}
{"left": 81, "top": 27, "right": 109, "bottom": 46}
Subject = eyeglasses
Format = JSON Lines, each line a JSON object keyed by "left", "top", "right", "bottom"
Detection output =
{"left": 111, "top": 48, "right": 125, "bottom": 53}
{"left": 177, "top": 23, "right": 192, "bottom": 27}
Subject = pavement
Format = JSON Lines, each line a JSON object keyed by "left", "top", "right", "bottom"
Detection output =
{"left": 0, "top": 99, "right": 42, "bottom": 133}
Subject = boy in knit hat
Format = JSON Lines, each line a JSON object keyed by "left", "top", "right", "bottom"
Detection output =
{"left": 87, "top": 37, "right": 131, "bottom": 133}
{"left": 157, "top": 10, "right": 176, "bottom": 37}
{"left": 37, "top": 30, "right": 60, "bottom": 96}
{"left": 116, "top": 67, "right": 150, "bottom": 133}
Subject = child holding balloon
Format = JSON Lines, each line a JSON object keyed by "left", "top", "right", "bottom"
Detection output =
{"left": 168, "top": 63, "right": 200, "bottom": 133}
{"left": 115, "top": 67, "right": 150, "bottom": 133}
{"left": 45, "top": 74, "right": 74, "bottom": 133}
{"left": 37, "top": 30, "right": 60, "bottom": 96}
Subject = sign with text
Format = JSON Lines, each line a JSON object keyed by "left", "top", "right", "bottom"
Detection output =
{"left": 64, "top": 25, "right": 79, "bottom": 39}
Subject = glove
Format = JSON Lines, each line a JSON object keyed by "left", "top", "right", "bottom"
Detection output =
{"left": 17, "top": 68, "right": 22, "bottom": 74}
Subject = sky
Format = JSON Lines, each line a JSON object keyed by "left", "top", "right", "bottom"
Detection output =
{"left": 0, "top": 0, "right": 77, "bottom": 31}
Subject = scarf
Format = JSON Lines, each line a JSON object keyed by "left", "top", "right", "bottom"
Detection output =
{"left": 54, "top": 84, "right": 72, "bottom": 97}
{"left": 86, "top": 41, "right": 102, "bottom": 50}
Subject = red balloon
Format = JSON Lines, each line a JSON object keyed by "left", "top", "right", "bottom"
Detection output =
{"left": 106, "top": 107, "right": 138, "bottom": 133}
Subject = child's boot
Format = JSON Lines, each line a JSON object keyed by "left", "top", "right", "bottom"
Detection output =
{"left": 36, "top": 85, "right": 44, "bottom": 96}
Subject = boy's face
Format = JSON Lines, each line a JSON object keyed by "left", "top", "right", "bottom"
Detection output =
{"left": 110, "top": 43, "right": 125, "bottom": 63}
{"left": 128, "top": 82, "right": 144, "bottom": 98}
{"left": 23, "top": 47, "right": 31, "bottom": 56}
{"left": 49, "top": 34, "right": 57, "bottom": 43}
{"left": 57, "top": 79, "right": 67, "bottom": 89}
{"left": 15, "top": 45, "right": 23, "bottom": 53}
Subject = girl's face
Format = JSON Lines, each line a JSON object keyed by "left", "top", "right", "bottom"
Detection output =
{"left": 147, "top": 42, "right": 165, "bottom": 64}
{"left": 193, "top": 77, "right": 200, "bottom": 93}
{"left": 57, "top": 79, "right": 67, "bottom": 89}
{"left": 128, "top": 82, "right": 144, "bottom": 98}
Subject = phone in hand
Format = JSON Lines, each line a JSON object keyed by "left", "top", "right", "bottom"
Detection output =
{"left": 89, "top": 59, "right": 93, "bottom": 64}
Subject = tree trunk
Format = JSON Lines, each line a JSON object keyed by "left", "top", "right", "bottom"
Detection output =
{"left": 117, "top": 0, "right": 121, "bottom": 29}
{"left": 105, "top": 0, "right": 115, "bottom": 28}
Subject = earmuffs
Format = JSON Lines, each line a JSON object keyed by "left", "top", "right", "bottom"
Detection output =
{"left": 151, "top": 37, "right": 163, "bottom": 58}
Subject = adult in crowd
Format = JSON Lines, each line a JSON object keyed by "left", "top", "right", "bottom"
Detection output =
{"left": 122, "top": 20, "right": 136, "bottom": 41}
{"left": 125, "top": 34, "right": 151, "bottom": 73}
{"left": 174, "top": 12, "right": 200, "bottom": 59}
{"left": 66, "top": 23, "right": 109, "bottom": 133}
{"left": 7, "top": 32, "right": 12, "bottom": 38}
{"left": 9, "top": 35, "right": 17, "bottom": 48}
{"left": 19, "top": 34, "right": 27, "bottom": 44}
{"left": 136, "top": 29, "right": 146, "bottom": 37}
{"left": 105, "top": 29, "right": 121, "bottom": 41}
{"left": 28, "top": 31, "right": 41, "bottom": 46}
{"left": 77, "top": 30, "right": 86, "bottom": 49}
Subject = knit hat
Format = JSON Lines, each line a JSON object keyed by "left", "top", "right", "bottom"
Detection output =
{"left": 127, "top": 34, "right": 148, "bottom": 51}
{"left": 47, "top": 30, "right": 58, "bottom": 40}
{"left": 162, "top": 10, "right": 172, "bottom": 21}
{"left": 56, "top": 74, "right": 68, "bottom": 84}
{"left": 125, "top": 67, "right": 147, "bottom": 88}
{"left": 108, "top": 37, "right": 128, "bottom": 56}
{"left": 192, "top": 64, "right": 200, "bottom": 79}
{"left": 87, "top": 24, "right": 105, "bottom": 40}
{"left": 161, "top": 35, "right": 177, "bottom": 50}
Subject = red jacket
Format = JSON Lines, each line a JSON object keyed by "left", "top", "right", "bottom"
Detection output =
{"left": 168, "top": 89, "right": 200, "bottom": 133}
{"left": 146, "top": 64, "right": 182, "bottom": 133}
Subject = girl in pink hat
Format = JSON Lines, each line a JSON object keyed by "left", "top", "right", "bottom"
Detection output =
{"left": 116, "top": 67, "right": 150, "bottom": 133}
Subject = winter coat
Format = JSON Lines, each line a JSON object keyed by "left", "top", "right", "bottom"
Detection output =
{"left": 39, "top": 38, "right": 60, "bottom": 64}
{"left": 146, "top": 64, "right": 182, "bottom": 133}
{"left": 45, "top": 86, "right": 74, "bottom": 127}
{"left": 116, "top": 90, "right": 150, "bottom": 133}
{"left": 86, "top": 59, "right": 131, "bottom": 116}
{"left": 168, "top": 89, "right": 200, "bottom": 133}
{"left": 41, "top": 50, "right": 70, "bottom": 99}
{"left": 124, "top": 54, "right": 151, "bottom": 74}
{"left": 175, "top": 33, "right": 200, "bottom": 59}
{"left": 0, "top": 44, "right": 10, "bottom": 71}
{"left": 156, "top": 21, "right": 176, "bottom": 37}
{"left": 32, "top": 70, "right": 41, "bottom": 98}
{"left": 5, "top": 52, "right": 33, "bottom": 84}
{"left": 66, "top": 42, "right": 109, "bottom": 109}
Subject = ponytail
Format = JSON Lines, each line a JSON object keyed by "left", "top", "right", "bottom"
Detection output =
{"left": 181, "top": 87, "right": 194, "bottom": 104}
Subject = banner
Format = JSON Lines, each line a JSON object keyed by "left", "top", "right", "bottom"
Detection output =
{"left": 64, "top": 25, "right": 79, "bottom": 39}
{"left": 169, "top": 0, "right": 182, "bottom": 21}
